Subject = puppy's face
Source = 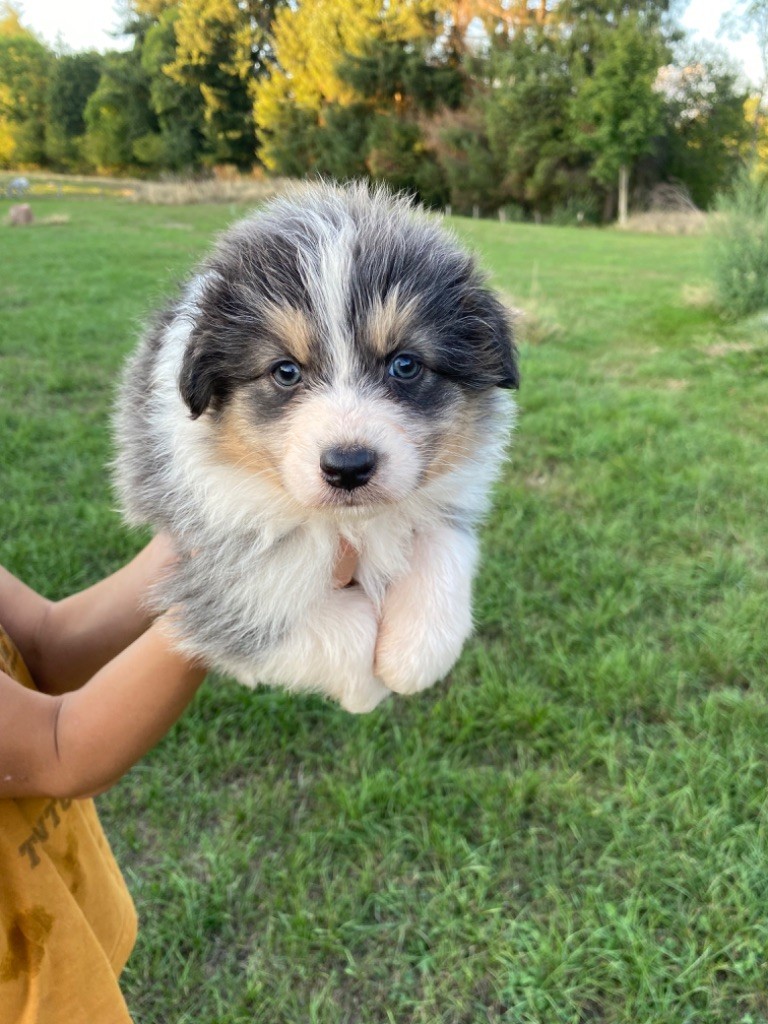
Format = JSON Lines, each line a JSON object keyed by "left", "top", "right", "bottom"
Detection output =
{"left": 178, "top": 186, "right": 518, "bottom": 514}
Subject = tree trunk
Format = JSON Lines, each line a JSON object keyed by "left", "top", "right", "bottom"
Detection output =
{"left": 618, "top": 163, "right": 629, "bottom": 226}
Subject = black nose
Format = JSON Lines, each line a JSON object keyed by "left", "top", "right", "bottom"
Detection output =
{"left": 320, "top": 446, "right": 378, "bottom": 491}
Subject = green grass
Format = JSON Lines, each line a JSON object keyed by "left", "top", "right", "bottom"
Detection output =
{"left": 2, "top": 194, "right": 768, "bottom": 1024}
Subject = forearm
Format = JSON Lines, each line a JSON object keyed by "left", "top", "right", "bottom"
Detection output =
{"left": 3, "top": 535, "right": 177, "bottom": 695}
{"left": 0, "top": 619, "right": 205, "bottom": 800}
{"left": 0, "top": 564, "right": 51, "bottom": 684}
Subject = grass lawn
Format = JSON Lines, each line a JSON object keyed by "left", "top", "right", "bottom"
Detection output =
{"left": 2, "top": 194, "right": 768, "bottom": 1024}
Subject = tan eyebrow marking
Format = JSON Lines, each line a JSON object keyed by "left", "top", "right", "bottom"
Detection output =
{"left": 262, "top": 303, "right": 314, "bottom": 364}
{"left": 366, "top": 287, "right": 420, "bottom": 357}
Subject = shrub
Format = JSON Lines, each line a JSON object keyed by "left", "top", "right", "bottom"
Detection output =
{"left": 710, "top": 167, "right": 768, "bottom": 318}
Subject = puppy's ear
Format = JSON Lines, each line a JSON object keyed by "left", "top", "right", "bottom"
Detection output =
{"left": 179, "top": 341, "right": 225, "bottom": 418}
{"left": 178, "top": 273, "right": 243, "bottom": 418}
{"left": 487, "top": 298, "right": 520, "bottom": 390}
{"left": 464, "top": 287, "right": 519, "bottom": 391}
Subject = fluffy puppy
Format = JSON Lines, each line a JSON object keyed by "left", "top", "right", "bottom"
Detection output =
{"left": 114, "top": 182, "right": 518, "bottom": 713}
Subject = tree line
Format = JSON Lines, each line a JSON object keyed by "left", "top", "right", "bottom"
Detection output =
{"left": 0, "top": 0, "right": 763, "bottom": 221}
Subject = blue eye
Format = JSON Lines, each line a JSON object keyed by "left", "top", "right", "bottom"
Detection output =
{"left": 271, "top": 360, "right": 302, "bottom": 388}
{"left": 388, "top": 353, "right": 423, "bottom": 381}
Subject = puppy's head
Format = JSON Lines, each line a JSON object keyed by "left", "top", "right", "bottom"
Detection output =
{"left": 179, "top": 182, "right": 518, "bottom": 513}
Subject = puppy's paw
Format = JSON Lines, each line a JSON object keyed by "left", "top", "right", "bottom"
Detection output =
{"left": 339, "top": 674, "right": 391, "bottom": 714}
{"left": 375, "top": 633, "right": 464, "bottom": 695}
{"left": 260, "top": 585, "right": 389, "bottom": 712}
{"left": 331, "top": 586, "right": 391, "bottom": 713}
{"left": 375, "top": 593, "right": 472, "bottom": 696}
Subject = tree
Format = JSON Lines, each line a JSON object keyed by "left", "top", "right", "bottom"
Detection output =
{"left": 335, "top": 37, "right": 460, "bottom": 203}
{"left": 424, "top": 104, "right": 508, "bottom": 213}
{"left": 338, "top": 38, "right": 463, "bottom": 116}
{"left": 572, "top": 13, "right": 669, "bottom": 223}
{"left": 0, "top": 4, "right": 51, "bottom": 166}
{"left": 366, "top": 112, "right": 449, "bottom": 206}
{"left": 83, "top": 47, "right": 160, "bottom": 172}
{"left": 45, "top": 52, "right": 103, "bottom": 169}
{"left": 656, "top": 46, "right": 751, "bottom": 207}
{"left": 481, "top": 32, "right": 587, "bottom": 215}
{"left": 254, "top": 0, "right": 435, "bottom": 170}
{"left": 162, "top": 0, "right": 253, "bottom": 166}
{"left": 117, "top": 0, "right": 286, "bottom": 169}
{"left": 141, "top": 8, "right": 206, "bottom": 170}
{"left": 744, "top": 94, "right": 768, "bottom": 173}
{"left": 722, "top": 0, "right": 768, "bottom": 158}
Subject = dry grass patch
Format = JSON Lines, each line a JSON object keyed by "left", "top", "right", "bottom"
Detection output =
{"left": 500, "top": 294, "right": 562, "bottom": 346}
{"left": 130, "top": 176, "right": 296, "bottom": 205}
{"left": 703, "top": 340, "right": 760, "bottom": 358}
{"left": 36, "top": 214, "right": 71, "bottom": 226}
{"left": 618, "top": 210, "right": 708, "bottom": 235}
{"left": 681, "top": 283, "right": 714, "bottom": 308}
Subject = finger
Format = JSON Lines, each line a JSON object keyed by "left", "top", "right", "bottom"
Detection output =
{"left": 333, "top": 539, "right": 358, "bottom": 588}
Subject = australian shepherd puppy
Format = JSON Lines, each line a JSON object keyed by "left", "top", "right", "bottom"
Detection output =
{"left": 114, "top": 182, "right": 518, "bottom": 713}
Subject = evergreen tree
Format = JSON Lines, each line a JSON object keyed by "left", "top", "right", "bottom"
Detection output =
{"left": 312, "top": 103, "right": 370, "bottom": 180}
{"left": 481, "top": 32, "right": 587, "bottom": 215}
{"left": 254, "top": 0, "right": 435, "bottom": 172}
{"left": 83, "top": 46, "right": 160, "bottom": 172}
{"left": 45, "top": 52, "right": 103, "bottom": 170}
{"left": 158, "top": 0, "right": 281, "bottom": 166}
{"left": 141, "top": 8, "right": 206, "bottom": 170}
{"left": 423, "top": 104, "right": 508, "bottom": 213}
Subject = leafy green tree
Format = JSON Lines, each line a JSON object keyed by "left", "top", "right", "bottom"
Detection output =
{"left": 722, "top": 0, "right": 768, "bottom": 158}
{"left": 0, "top": 5, "right": 51, "bottom": 165}
{"left": 657, "top": 47, "right": 751, "bottom": 208}
{"left": 572, "top": 13, "right": 669, "bottom": 223}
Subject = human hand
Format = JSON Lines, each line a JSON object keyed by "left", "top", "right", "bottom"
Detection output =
{"left": 333, "top": 538, "right": 358, "bottom": 588}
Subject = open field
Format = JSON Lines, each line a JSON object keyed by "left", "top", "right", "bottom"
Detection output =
{"left": 2, "top": 193, "right": 768, "bottom": 1024}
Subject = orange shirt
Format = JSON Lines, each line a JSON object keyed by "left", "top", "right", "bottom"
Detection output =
{"left": 0, "top": 625, "right": 137, "bottom": 1024}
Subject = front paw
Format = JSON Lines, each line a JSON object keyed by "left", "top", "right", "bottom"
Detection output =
{"left": 375, "top": 600, "right": 472, "bottom": 696}
{"left": 257, "top": 584, "right": 391, "bottom": 713}
{"left": 339, "top": 674, "right": 391, "bottom": 714}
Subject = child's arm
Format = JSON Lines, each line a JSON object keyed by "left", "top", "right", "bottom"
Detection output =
{"left": 0, "top": 534, "right": 178, "bottom": 695}
{"left": 0, "top": 618, "right": 205, "bottom": 800}
{"left": 0, "top": 537, "right": 359, "bottom": 800}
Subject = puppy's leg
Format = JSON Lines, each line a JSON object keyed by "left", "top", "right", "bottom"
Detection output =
{"left": 375, "top": 524, "right": 477, "bottom": 695}
{"left": 258, "top": 585, "right": 390, "bottom": 714}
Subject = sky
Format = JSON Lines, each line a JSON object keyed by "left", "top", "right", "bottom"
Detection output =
{"left": 12, "top": 0, "right": 766, "bottom": 88}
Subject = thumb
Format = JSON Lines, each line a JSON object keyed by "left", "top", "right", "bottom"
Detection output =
{"left": 333, "top": 538, "right": 358, "bottom": 588}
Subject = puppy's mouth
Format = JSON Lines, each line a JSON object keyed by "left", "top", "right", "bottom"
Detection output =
{"left": 317, "top": 483, "right": 395, "bottom": 511}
